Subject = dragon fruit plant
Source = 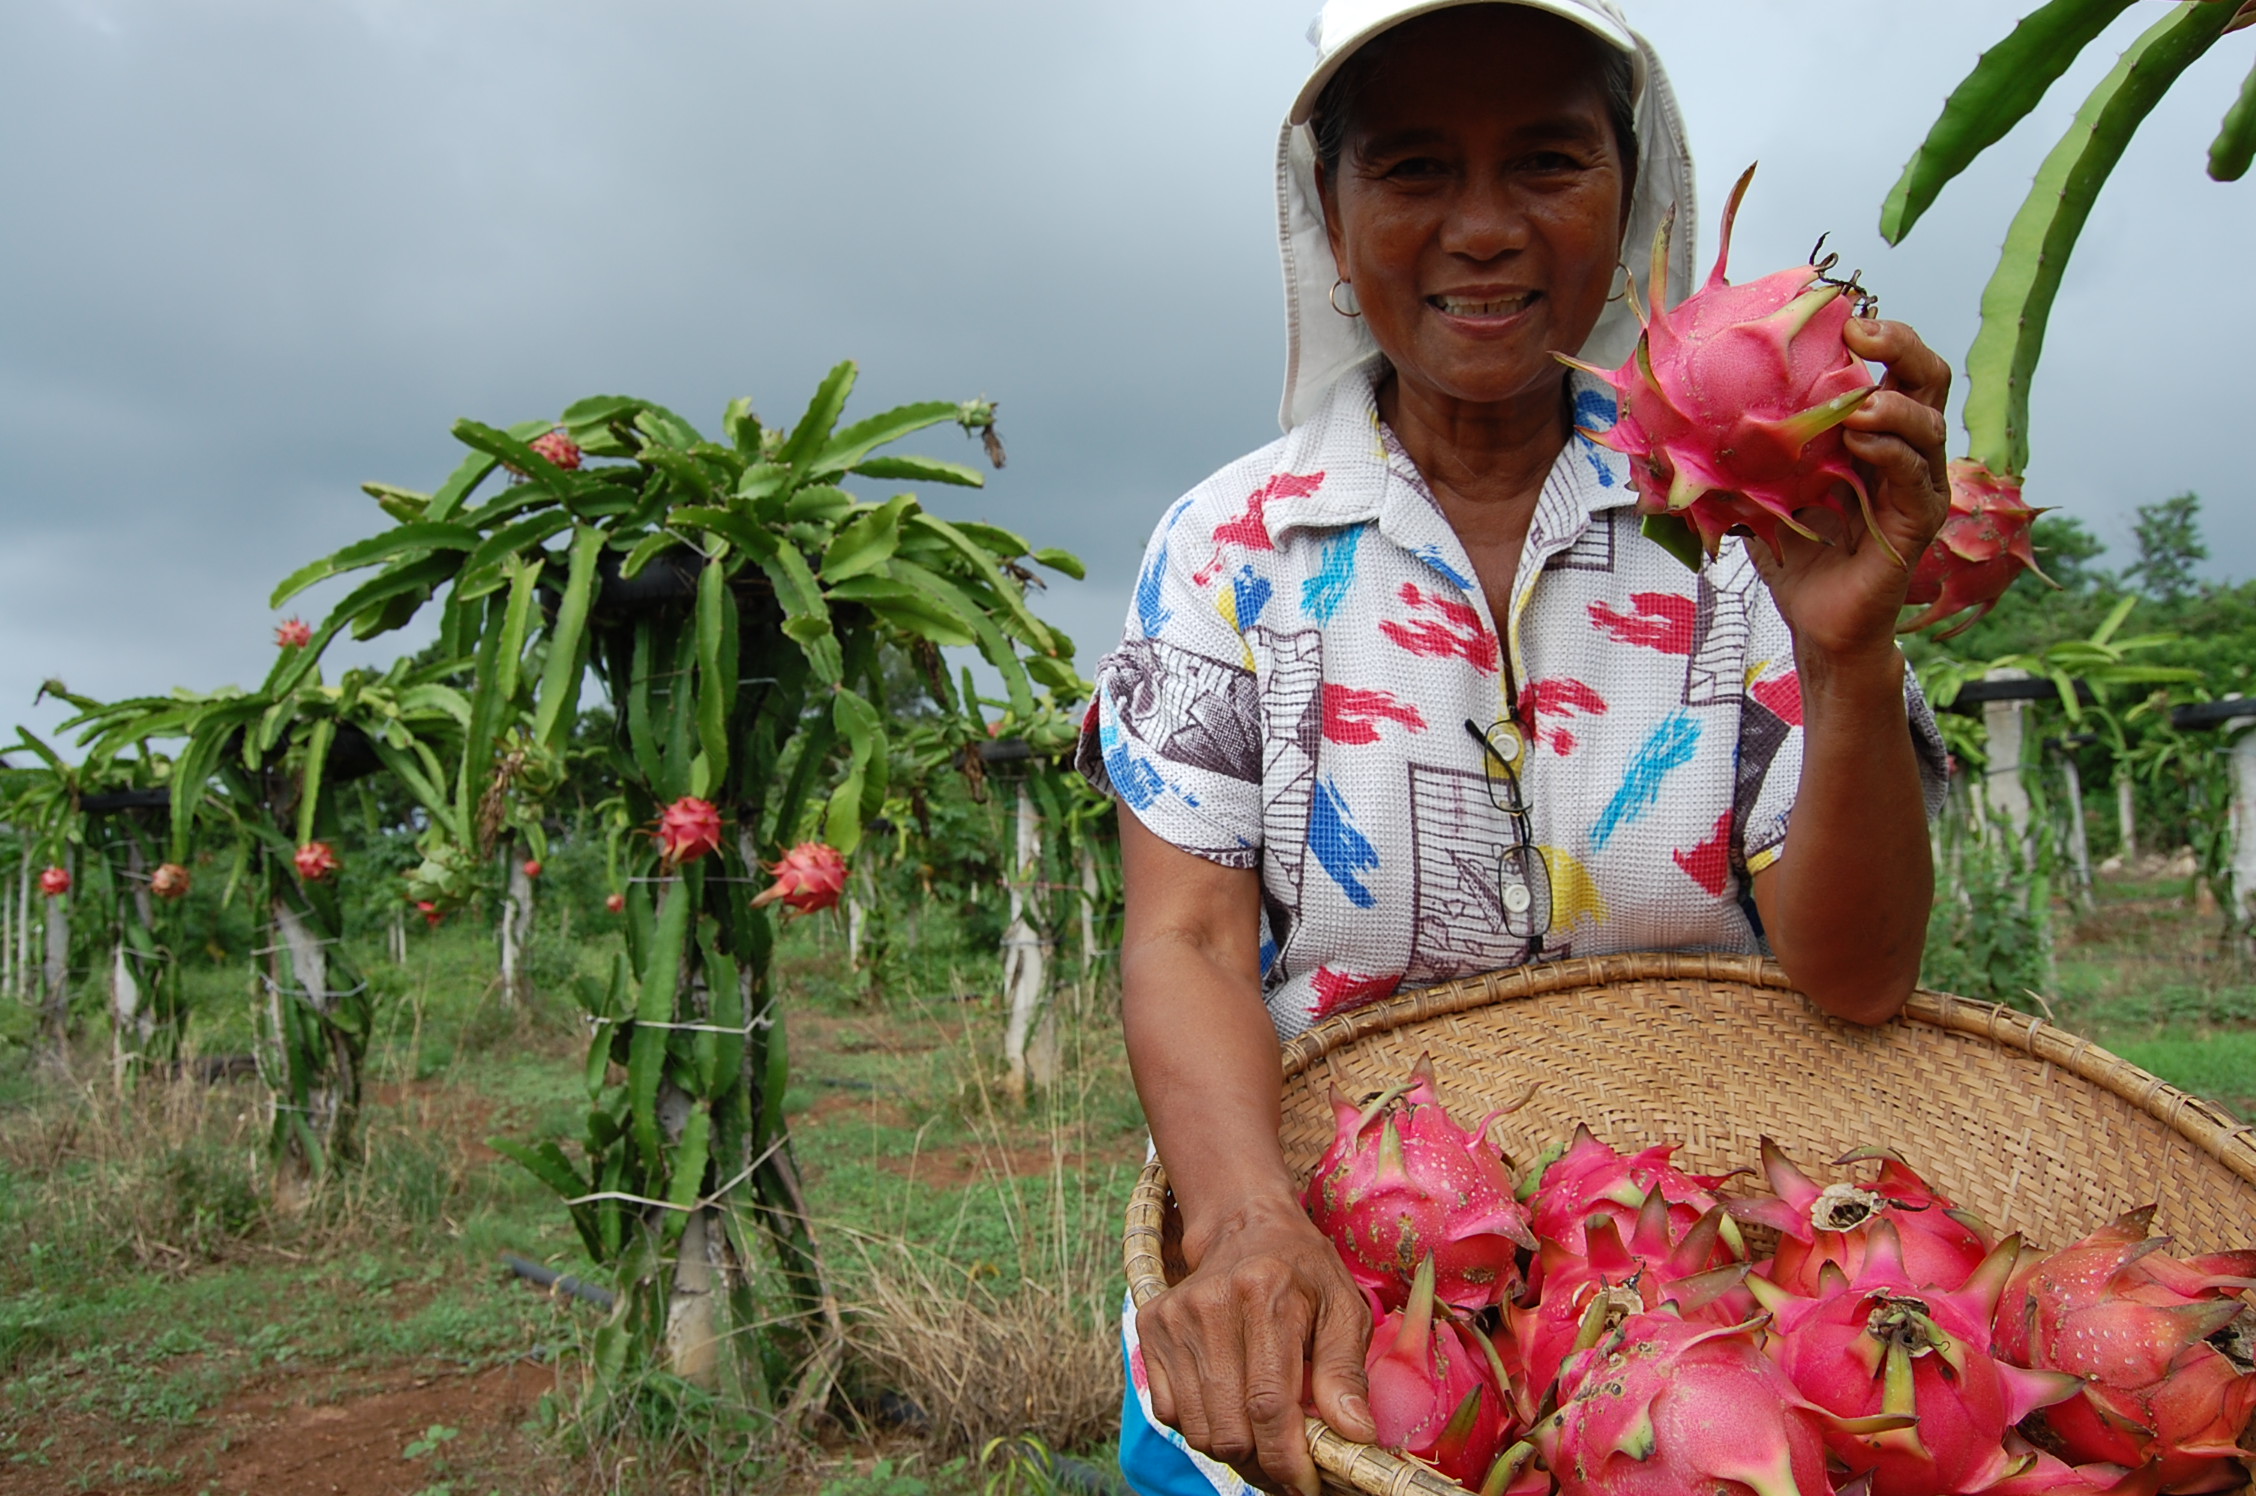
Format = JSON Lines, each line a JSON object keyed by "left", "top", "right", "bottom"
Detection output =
{"left": 1295, "top": 1093, "right": 2256, "bottom": 1495}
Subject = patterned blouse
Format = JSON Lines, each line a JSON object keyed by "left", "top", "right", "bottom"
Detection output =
{"left": 1076, "top": 367, "right": 1947, "bottom": 1041}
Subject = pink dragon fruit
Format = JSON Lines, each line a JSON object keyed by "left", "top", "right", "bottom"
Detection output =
{"left": 150, "top": 862, "right": 191, "bottom": 901}
{"left": 1899, "top": 462, "right": 2056, "bottom": 640}
{"left": 527, "top": 429, "right": 583, "bottom": 471}
{"left": 1520, "top": 1124, "right": 1744, "bottom": 1297}
{"left": 1754, "top": 1222, "right": 2081, "bottom": 1496}
{"left": 38, "top": 866, "right": 70, "bottom": 899}
{"left": 1304, "top": 1056, "right": 1535, "bottom": 1310}
{"left": 293, "top": 842, "right": 339, "bottom": 882}
{"left": 655, "top": 797, "right": 724, "bottom": 865}
{"left": 1561, "top": 163, "right": 1889, "bottom": 565}
{"left": 750, "top": 841, "right": 848, "bottom": 915}
{"left": 2002, "top": 1207, "right": 2256, "bottom": 1493}
{"left": 604, "top": 892, "right": 626, "bottom": 913}
{"left": 521, "top": 858, "right": 542, "bottom": 879}
{"left": 1365, "top": 1255, "right": 1513, "bottom": 1485}
{"left": 416, "top": 899, "right": 443, "bottom": 928}
{"left": 1734, "top": 1140, "right": 1995, "bottom": 1295}
{"left": 1532, "top": 1307, "right": 1838, "bottom": 1496}
{"left": 274, "top": 617, "right": 313, "bottom": 649}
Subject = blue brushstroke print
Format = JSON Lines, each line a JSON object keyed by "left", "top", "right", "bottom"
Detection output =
{"left": 1232, "top": 566, "right": 1273, "bottom": 632}
{"left": 1100, "top": 721, "right": 1166, "bottom": 812}
{"left": 1573, "top": 387, "right": 1621, "bottom": 488}
{"left": 1135, "top": 542, "right": 1173, "bottom": 639}
{"left": 1310, "top": 777, "right": 1380, "bottom": 908}
{"left": 1301, "top": 525, "right": 1364, "bottom": 624}
{"left": 1591, "top": 713, "right": 1702, "bottom": 852}
{"left": 1411, "top": 545, "right": 1477, "bottom": 592}
{"left": 1259, "top": 936, "right": 1280, "bottom": 978}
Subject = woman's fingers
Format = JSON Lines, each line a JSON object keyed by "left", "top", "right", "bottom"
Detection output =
{"left": 1241, "top": 1287, "right": 1321, "bottom": 1496}
{"left": 1308, "top": 1278, "right": 1377, "bottom": 1443}
{"left": 1846, "top": 317, "right": 1952, "bottom": 410}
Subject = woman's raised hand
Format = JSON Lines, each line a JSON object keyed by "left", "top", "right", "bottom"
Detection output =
{"left": 1138, "top": 1197, "right": 1378, "bottom": 1496}
{"left": 1751, "top": 317, "right": 1953, "bottom": 665}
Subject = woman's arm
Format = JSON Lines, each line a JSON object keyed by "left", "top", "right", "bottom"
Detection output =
{"left": 1750, "top": 318, "right": 1953, "bottom": 1025}
{"left": 1119, "top": 812, "right": 1377, "bottom": 1496}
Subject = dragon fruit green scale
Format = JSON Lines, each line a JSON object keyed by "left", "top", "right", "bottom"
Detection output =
{"left": 1562, "top": 163, "right": 1886, "bottom": 567}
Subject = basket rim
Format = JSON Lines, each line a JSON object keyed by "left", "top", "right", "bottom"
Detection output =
{"left": 1119, "top": 951, "right": 2256, "bottom": 1496}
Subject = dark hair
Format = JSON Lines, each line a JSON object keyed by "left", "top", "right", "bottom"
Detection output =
{"left": 1311, "top": 11, "right": 1640, "bottom": 190}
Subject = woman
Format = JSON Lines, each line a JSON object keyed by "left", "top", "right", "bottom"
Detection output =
{"left": 1076, "top": 3, "right": 1953, "bottom": 1493}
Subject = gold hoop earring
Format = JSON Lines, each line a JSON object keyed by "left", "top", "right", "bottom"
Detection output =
{"left": 1605, "top": 260, "right": 1633, "bottom": 304}
{"left": 1330, "top": 278, "right": 1362, "bottom": 319}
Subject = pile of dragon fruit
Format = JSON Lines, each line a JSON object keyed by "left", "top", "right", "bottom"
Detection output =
{"left": 1300, "top": 1059, "right": 2256, "bottom": 1496}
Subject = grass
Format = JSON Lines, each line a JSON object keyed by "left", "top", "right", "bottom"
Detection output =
{"left": 0, "top": 873, "right": 2243, "bottom": 1494}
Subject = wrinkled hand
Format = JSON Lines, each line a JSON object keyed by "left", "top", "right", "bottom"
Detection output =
{"left": 1138, "top": 1198, "right": 1376, "bottom": 1496}
{"left": 1752, "top": 317, "right": 1952, "bottom": 665}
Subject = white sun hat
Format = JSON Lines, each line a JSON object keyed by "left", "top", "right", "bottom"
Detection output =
{"left": 1276, "top": 0, "right": 1699, "bottom": 431}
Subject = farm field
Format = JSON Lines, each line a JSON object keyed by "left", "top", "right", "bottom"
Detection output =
{"left": 0, "top": 881, "right": 2244, "bottom": 1496}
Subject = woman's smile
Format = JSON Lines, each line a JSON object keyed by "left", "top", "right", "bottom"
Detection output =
{"left": 1427, "top": 288, "right": 1544, "bottom": 332}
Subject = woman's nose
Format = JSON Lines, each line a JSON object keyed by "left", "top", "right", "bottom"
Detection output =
{"left": 1439, "top": 183, "right": 1530, "bottom": 262}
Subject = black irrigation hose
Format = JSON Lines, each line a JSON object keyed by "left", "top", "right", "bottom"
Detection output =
{"left": 500, "top": 1252, "right": 617, "bottom": 1311}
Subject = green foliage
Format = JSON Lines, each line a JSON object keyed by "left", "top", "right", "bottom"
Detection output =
{"left": 1923, "top": 822, "right": 2053, "bottom": 1007}
{"left": 2126, "top": 492, "right": 2210, "bottom": 603}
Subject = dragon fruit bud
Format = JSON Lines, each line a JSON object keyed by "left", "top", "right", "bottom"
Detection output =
{"left": 150, "top": 862, "right": 192, "bottom": 900}
{"left": 1533, "top": 1308, "right": 1836, "bottom": 1496}
{"left": 1365, "top": 1256, "right": 1512, "bottom": 1484}
{"left": 605, "top": 892, "right": 626, "bottom": 913}
{"left": 1304, "top": 1056, "right": 1535, "bottom": 1311}
{"left": 528, "top": 429, "right": 583, "bottom": 471}
{"left": 1561, "top": 163, "right": 1890, "bottom": 566}
{"left": 750, "top": 841, "right": 848, "bottom": 915}
{"left": 1521, "top": 1124, "right": 1744, "bottom": 1298}
{"left": 521, "top": 858, "right": 542, "bottom": 879}
{"left": 274, "top": 618, "right": 313, "bottom": 649}
{"left": 1754, "top": 1223, "right": 2081, "bottom": 1496}
{"left": 38, "top": 866, "right": 70, "bottom": 898}
{"left": 1734, "top": 1140, "right": 1995, "bottom": 1295}
{"left": 655, "top": 797, "right": 723, "bottom": 865}
{"left": 416, "top": 899, "right": 442, "bottom": 928}
{"left": 1899, "top": 461, "right": 2057, "bottom": 640}
{"left": 2004, "top": 1206, "right": 2256, "bottom": 1492}
{"left": 293, "top": 842, "right": 340, "bottom": 883}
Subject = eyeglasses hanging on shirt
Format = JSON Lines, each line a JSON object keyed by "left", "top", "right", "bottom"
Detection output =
{"left": 1464, "top": 716, "right": 1551, "bottom": 953}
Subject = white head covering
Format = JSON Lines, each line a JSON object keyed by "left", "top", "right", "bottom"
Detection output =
{"left": 1276, "top": 0, "right": 1699, "bottom": 432}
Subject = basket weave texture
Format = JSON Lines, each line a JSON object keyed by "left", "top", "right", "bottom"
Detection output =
{"left": 1122, "top": 952, "right": 2256, "bottom": 1496}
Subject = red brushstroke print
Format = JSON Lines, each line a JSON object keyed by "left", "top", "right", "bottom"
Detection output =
{"left": 1749, "top": 671, "right": 1805, "bottom": 727}
{"left": 1519, "top": 677, "right": 1608, "bottom": 757}
{"left": 1672, "top": 811, "right": 1734, "bottom": 896}
{"left": 1588, "top": 592, "right": 1696, "bottom": 654}
{"left": 1322, "top": 684, "right": 1428, "bottom": 745}
{"left": 1310, "top": 965, "right": 1402, "bottom": 1020}
{"left": 1380, "top": 583, "right": 1499, "bottom": 673}
{"left": 1191, "top": 470, "right": 1326, "bottom": 585}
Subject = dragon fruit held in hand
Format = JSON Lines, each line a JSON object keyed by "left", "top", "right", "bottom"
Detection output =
{"left": 150, "top": 862, "right": 192, "bottom": 901}
{"left": 750, "top": 841, "right": 848, "bottom": 915}
{"left": 38, "top": 866, "right": 70, "bottom": 898}
{"left": 1734, "top": 1140, "right": 1995, "bottom": 1295}
{"left": 1533, "top": 1307, "right": 1839, "bottom": 1496}
{"left": 656, "top": 797, "right": 724, "bottom": 865}
{"left": 1366, "top": 1256, "right": 1514, "bottom": 1486}
{"left": 1562, "top": 163, "right": 1888, "bottom": 565}
{"left": 1304, "top": 1056, "right": 1535, "bottom": 1310}
{"left": 1898, "top": 461, "right": 2056, "bottom": 640}
{"left": 1754, "top": 1223, "right": 2081, "bottom": 1496}
{"left": 2002, "top": 1207, "right": 2256, "bottom": 1493}
{"left": 293, "top": 842, "right": 339, "bottom": 883}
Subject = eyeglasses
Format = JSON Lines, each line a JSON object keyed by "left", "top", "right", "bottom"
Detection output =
{"left": 1464, "top": 718, "right": 1551, "bottom": 950}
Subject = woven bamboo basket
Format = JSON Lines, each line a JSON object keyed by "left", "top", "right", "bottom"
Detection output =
{"left": 1122, "top": 952, "right": 2256, "bottom": 1496}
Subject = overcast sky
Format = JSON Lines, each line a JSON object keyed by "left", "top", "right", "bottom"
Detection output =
{"left": 3, "top": 0, "right": 2249, "bottom": 748}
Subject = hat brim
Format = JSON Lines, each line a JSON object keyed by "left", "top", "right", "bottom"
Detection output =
{"left": 1288, "top": 0, "right": 1636, "bottom": 127}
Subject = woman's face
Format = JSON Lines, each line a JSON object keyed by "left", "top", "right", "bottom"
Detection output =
{"left": 1318, "top": 8, "right": 1632, "bottom": 415}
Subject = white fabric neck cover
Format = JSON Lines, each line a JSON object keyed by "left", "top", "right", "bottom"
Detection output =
{"left": 1275, "top": 0, "right": 1699, "bottom": 433}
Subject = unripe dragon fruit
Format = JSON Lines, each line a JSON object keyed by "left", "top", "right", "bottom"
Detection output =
{"left": 655, "top": 797, "right": 724, "bottom": 865}
{"left": 1754, "top": 1222, "right": 2081, "bottom": 1496}
{"left": 521, "top": 858, "right": 543, "bottom": 879}
{"left": 293, "top": 842, "right": 340, "bottom": 883}
{"left": 150, "top": 862, "right": 192, "bottom": 901}
{"left": 1532, "top": 1307, "right": 1838, "bottom": 1496}
{"left": 1733, "top": 1140, "right": 1995, "bottom": 1295}
{"left": 1562, "top": 163, "right": 1889, "bottom": 566}
{"left": 750, "top": 841, "right": 848, "bottom": 915}
{"left": 1520, "top": 1124, "right": 1744, "bottom": 1298}
{"left": 605, "top": 892, "right": 626, "bottom": 913}
{"left": 1899, "top": 462, "right": 2056, "bottom": 640}
{"left": 274, "top": 618, "right": 313, "bottom": 649}
{"left": 1304, "top": 1056, "right": 1535, "bottom": 1310}
{"left": 38, "top": 866, "right": 70, "bottom": 898}
{"left": 2001, "top": 1206, "right": 2256, "bottom": 1493}
{"left": 1366, "top": 1256, "right": 1513, "bottom": 1486}
{"left": 527, "top": 429, "right": 583, "bottom": 470}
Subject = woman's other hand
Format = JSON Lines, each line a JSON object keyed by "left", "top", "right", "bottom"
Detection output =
{"left": 1139, "top": 1198, "right": 1377, "bottom": 1495}
{"left": 1751, "top": 317, "right": 1952, "bottom": 666}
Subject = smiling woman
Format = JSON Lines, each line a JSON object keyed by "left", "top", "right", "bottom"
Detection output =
{"left": 1072, "top": 2, "right": 1960, "bottom": 1494}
